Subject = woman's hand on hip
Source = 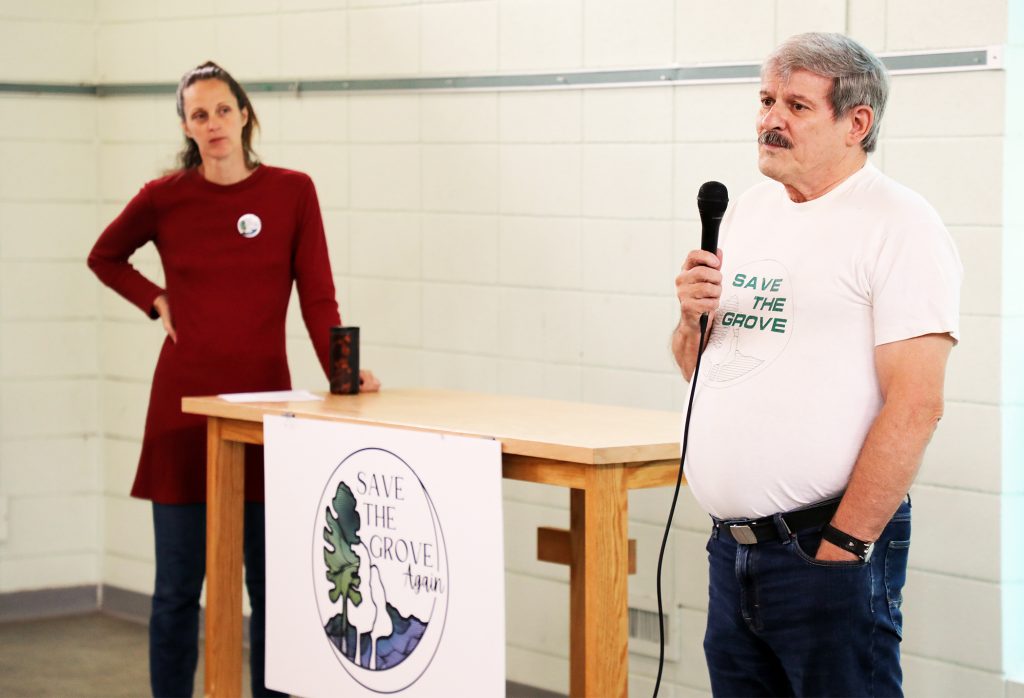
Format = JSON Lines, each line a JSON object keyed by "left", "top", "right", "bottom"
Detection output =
{"left": 152, "top": 294, "right": 178, "bottom": 343}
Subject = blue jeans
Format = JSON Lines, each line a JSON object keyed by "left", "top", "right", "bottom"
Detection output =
{"left": 704, "top": 500, "right": 911, "bottom": 697}
{"left": 150, "top": 502, "right": 286, "bottom": 698}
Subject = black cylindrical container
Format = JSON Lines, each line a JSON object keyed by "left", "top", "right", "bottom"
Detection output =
{"left": 329, "top": 326, "right": 360, "bottom": 394}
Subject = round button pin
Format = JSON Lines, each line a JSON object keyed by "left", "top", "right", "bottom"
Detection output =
{"left": 237, "top": 213, "right": 262, "bottom": 238}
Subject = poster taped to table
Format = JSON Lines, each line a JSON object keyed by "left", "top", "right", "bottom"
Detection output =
{"left": 263, "top": 415, "right": 505, "bottom": 697}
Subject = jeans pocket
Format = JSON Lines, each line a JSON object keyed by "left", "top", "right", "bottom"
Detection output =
{"left": 885, "top": 539, "right": 911, "bottom": 637}
{"left": 791, "top": 529, "right": 869, "bottom": 568}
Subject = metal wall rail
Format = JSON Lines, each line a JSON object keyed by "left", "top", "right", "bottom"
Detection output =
{"left": 0, "top": 47, "right": 1001, "bottom": 97}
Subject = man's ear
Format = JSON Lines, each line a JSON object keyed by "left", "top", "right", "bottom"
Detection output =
{"left": 847, "top": 104, "right": 874, "bottom": 147}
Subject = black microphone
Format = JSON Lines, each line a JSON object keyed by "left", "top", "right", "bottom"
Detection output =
{"left": 697, "top": 180, "right": 728, "bottom": 253}
{"left": 696, "top": 181, "right": 729, "bottom": 332}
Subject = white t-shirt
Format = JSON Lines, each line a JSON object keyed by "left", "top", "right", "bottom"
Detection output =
{"left": 683, "top": 163, "right": 962, "bottom": 519}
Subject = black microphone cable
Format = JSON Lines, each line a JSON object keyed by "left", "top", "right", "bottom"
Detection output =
{"left": 653, "top": 313, "right": 709, "bottom": 698}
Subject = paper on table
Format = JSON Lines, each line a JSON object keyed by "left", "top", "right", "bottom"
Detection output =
{"left": 218, "top": 390, "right": 323, "bottom": 403}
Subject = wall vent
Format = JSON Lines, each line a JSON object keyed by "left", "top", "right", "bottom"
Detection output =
{"left": 628, "top": 596, "right": 679, "bottom": 661}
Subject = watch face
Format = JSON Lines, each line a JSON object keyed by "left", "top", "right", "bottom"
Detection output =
{"left": 863, "top": 542, "right": 875, "bottom": 562}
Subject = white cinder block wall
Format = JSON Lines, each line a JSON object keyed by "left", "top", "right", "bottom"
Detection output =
{"left": 0, "top": 0, "right": 1019, "bottom": 695}
{"left": 0, "top": 4, "right": 102, "bottom": 596}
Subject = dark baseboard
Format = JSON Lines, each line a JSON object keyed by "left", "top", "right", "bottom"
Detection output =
{"left": 506, "top": 681, "right": 566, "bottom": 698}
{"left": 99, "top": 584, "right": 150, "bottom": 624}
{"left": 0, "top": 585, "right": 98, "bottom": 622}
{"left": 2, "top": 585, "right": 566, "bottom": 697}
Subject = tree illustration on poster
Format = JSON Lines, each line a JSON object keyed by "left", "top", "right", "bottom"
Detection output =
{"left": 323, "top": 482, "right": 362, "bottom": 656}
{"left": 316, "top": 447, "right": 448, "bottom": 690}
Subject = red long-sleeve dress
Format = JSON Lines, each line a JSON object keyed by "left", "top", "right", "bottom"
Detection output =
{"left": 88, "top": 165, "right": 341, "bottom": 504}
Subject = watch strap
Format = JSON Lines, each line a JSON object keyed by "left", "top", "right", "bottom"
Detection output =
{"left": 822, "top": 523, "right": 874, "bottom": 561}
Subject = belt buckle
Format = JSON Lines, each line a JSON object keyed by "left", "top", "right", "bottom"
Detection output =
{"left": 729, "top": 524, "right": 758, "bottom": 545}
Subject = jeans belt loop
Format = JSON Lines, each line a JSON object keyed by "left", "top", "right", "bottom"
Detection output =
{"left": 772, "top": 511, "right": 793, "bottom": 543}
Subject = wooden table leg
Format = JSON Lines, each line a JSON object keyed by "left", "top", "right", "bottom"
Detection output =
{"left": 570, "top": 464, "right": 629, "bottom": 698}
{"left": 204, "top": 417, "right": 246, "bottom": 698}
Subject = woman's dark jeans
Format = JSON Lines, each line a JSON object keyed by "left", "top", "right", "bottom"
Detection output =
{"left": 150, "top": 502, "right": 287, "bottom": 697}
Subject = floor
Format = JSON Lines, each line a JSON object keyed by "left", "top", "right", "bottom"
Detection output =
{"left": 0, "top": 612, "right": 560, "bottom": 697}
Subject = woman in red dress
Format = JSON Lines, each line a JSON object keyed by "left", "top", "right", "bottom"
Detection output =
{"left": 88, "top": 61, "right": 379, "bottom": 697}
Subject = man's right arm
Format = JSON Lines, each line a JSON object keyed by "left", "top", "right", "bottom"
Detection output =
{"left": 672, "top": 249, "right": 723, "bottom": 381}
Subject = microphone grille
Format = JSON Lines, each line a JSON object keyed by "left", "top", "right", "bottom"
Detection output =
{"left": 697, "top": 181, "right": 729, "bottom": 215}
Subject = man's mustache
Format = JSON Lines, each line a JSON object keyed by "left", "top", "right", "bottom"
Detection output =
{"left": 759, "top": 131, "right": 793, "bottom": 149}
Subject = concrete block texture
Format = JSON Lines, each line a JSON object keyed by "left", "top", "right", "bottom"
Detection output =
{"left": 359, "top": 345, "right": 423, "bottom": 389}
{"left": 502, "top": 499, "right": 570, "bottom": 582}
{"left": 280, "top": 10, "right": 349, "bottom": 79}
{"left": 505, "top": 572, "right": 569, "bottom": 658}
{"left": 920, "top": 401, "right": 1002, "bottom": 493}
{"left": 0, "top": 96, "right": 95, "bottom": 143}
{"left": 101, "top": 437, "right": 142, "bottom": 496}
{"left": 775, "top": 0, "right": 847, "bottom": 43}
{"left": 944, "top": 315, "right": 1001, "bottom": 406}
{"left": 499, "top": 216, "right": 582, "bottom": 289}
{"left": 348, "top": 5, "right": 421, "bottom": 77}
{"left": 901, "top": 569, "right": 1002, "bottom": 672}
{"left": 349, "top": 94, "right": 420, "bottom": 143}
{"left": 100, "top": 380, "right": 149, "bottom": 440}
{"left": 900, "top": 654, "right": 1004, "bottom": 698}
{"left": 908, "top": 484, "right": 1000, "bottom": 582}
{"left": 584, "top": 87, "right": 674, "bottom": 144}
{"left": 497, "top": 288, "right": 583, "bottom": 363}
{"left": 498, "top": 0, "right": 583, "bottom": 72}
{"left": 421, "top": 283, "right": 499, "bottom": 353}
{"left": 584, "top": 0, "right": 674, "bottom": 68}
{"left": 497, "top": 359, "right": 583, "bottom": 402}
{"left": 883, "top": 137, "right": 1002, "bottom": 227}
{"left": 422, "top": 145, "right": 500, "bottom": 213}
{"left": 420, "top": 1, "right": 498, "bottom": 75}
{"left": 420, "top": 351, "right": 498, "bottom": 392}
{"left": 279, "top": 95, "right": 349, "bottom": 144}
{"left": 500, "top": 91, "right": 582, "bottom": 144}
{"left": 349, "top": 144, "right": 421, "bottom": 211}
{"left": 347, "top": 278, "right": 422, "bottom": 346}
{"left": 581, "top": 366, "right": 678, "bottom": 410}
{"left": 500, "top": 144, "right": 582, "bottom": 216}
{"left": 675, "top": 0, "right": 775, "bottom": 65}
{"left": 0, "top": 202, "right": 98, "bottom": 261}
{"left": 0, "top": 19, "right": 95, "bottom": 83}
{"left": 582, "top": 144, "right": 674, "bottom": 219}
{"left": 0, "top": 554, "right": 99, "bottom": 593}
{"left": 0, "top": 494, "right": 99, "bottom": 557}
{"left": 420, "top": 93, "right": 497, "bottom": 143}
{"left": 422, "top": 213, "right": 498, "bottom": 283}
{"left": 103, "top": 496, "right": 153, "bottom": 559}
{"left": 152, "top": 18, "right": 219, "bottom": 83}
{"left": 582, "top": 293, "right": 678, "bottom": 372}
{"left": 506, "top": 644, "right": 568, "bottom": 696}
{"left": 0, "top": 379, "right": 98, "bottom": 439}
{"left": 886, "top": 0, "right": 1007, "bottom": 50}
{"left": 948, "top": 226, "right": 1001, "bottom": 317}
{"left": 0, "top": 142, "right": 97, "bottom": 203}
{"left": 1, "top": 321, "right": 98, "bottom": 379}
{"left": 0, "top": 436, "right": 100, "bottom": 496}
{"left": 350, "top": 212, "right": 421, "bottom": 280}
{"left": 583, "top": 218, "right": 675, "bottom": 295}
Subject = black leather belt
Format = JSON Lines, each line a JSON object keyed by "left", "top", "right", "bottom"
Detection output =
{"left": 715, "top": 498, "right": 841, "bottom": 545}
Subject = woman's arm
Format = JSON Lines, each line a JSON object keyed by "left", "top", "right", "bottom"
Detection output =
{"left": 87, "top": 184, "right": 165, "bottom": 318}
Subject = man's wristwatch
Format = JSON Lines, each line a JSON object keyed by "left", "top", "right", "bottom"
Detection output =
{"left": 822, "top": 524, "right": 875, "bottom": 562}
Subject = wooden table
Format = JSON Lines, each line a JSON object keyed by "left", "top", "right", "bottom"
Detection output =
{"left": 183, "top": 388, "right": 682, "bottom": 698}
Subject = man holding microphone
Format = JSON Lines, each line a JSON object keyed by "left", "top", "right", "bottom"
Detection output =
{"left": 672, "top": 33, "right": 962, "bottom": 697}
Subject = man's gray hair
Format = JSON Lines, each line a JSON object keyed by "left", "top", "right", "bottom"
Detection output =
{"left": 763, "top": 33, "right": 889, "bottom": 153}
